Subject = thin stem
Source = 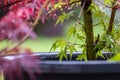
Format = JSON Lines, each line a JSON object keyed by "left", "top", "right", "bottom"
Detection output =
{"left": 107, "top": 7, "right": 116, "bottom": 34}
{"left": 107, "top": 1, "right": 117, "bottom": 34}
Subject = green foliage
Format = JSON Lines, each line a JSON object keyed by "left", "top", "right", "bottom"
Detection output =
{"left": 76, "top": 48, "right": 87, "bottom": 61}
{"left": 55, "top": 11, "right": 74, "bottom": 25}
{"left": 50, "top": 38, "right": 77, "bottom": 60}
{"left": 67, "top": 26, "right": 76, "bottom": 37}
{"left": 88, "top": 2, "right": 99, "bottom": 12}
{"left": 57, "top": 50, "right": 68, "bottom": 61}
{"left": 51, "top": 0, "right": 120, "bottom": 61}
{"left": 66, "top": 44, "right": 77, "bottom": 60}
{"left": 50, "top": 38, "right": 67, "bottom": 51}
{"left": 104, "top": 0, "right": 114, "bottom": 5}
{"left": 105, "top": 35, "right": 115, "bottom": 49}
{"left": 54, "top": 2, "right": 63, "bottom": 9}
{"left": 96, "top": 51, "right": 105, "bottom": 59}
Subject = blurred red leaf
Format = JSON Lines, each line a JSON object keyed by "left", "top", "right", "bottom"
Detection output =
{"left": 1, "top": 53, "right": 40, "bottom": 80}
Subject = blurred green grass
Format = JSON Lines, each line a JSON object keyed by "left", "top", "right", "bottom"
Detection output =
{"left": 0, "top": 21, "right": 104, "bottom": 52}
{"left": 21, "top": 37, "right": 57, "bottom": 52}
{"left": 0, "top": 37, "right": 57, "bottom": 52}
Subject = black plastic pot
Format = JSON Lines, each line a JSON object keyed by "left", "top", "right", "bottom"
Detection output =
{"left": 4, "top": 52, "right": 120, "bottom": 80}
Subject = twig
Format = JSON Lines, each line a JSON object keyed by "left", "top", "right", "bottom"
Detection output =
{"left": 72, "top": 16, "right": 84, "bottom": 26}
{"left": 107, "top": 1, "right": 117, "bottom": 34}
{"left": 107, "top": 7, "right": 116, "bottom": 34}
{"left": 76, "top": 2, "right": 85, "bottom": 26}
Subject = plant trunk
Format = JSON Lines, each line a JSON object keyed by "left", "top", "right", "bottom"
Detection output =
{"left": 82, "top": 0, "right": 96, "bottom": 60}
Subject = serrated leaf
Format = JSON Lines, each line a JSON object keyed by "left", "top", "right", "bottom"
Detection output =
{"left": 58, "top": 39, "right": 67, "bottom": 50}
{"left": 55, "top": 13, "right": 66, "bottom": 26}
{"left": 67, "top": 27, "right": 76, "bottom": 37}
{"left": 76, "top": 34, "right": 85, "bottom": 41}
{"left": 96, "top": 51, "right": 105, "bottom": 59}
{"left": 50, "top": 39, "right": 60, "bottom": 51}
{"left": 76, "top": 48, "right": 87, "bottom": 61}
{"left": 55, "top": 11, "right": 74, "bottom": 26}
{"left": 67, "top": 45, "right": 77, "bottom": 60}
{"left": 58, "top": 50, "right": 68, "bottom": 61}
{"left": 50, "top": 42, "right": 57, "bottom": 51}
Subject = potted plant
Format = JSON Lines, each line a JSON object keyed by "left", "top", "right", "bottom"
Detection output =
{"left": 0, "top": 0, "right": 120, "bottom": 80}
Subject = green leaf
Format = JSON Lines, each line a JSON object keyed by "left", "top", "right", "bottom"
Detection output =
{"left": 55, "top": 12, "right": 66, "bottom": 26}
{"left": 58, "top": 39, "right": 67, "bottom": 50}
{"left": 67, "top": 45, "right": 77, "bottom": 60}
{"left": 76, "top": 48, "right": 87, "bottom": 61}
{"left": 67, "top": 26, "right": 76, "bottom": 37}
{"left": 108, "top": 53, "right": 120, "bottom": 61}
{"left": 58, "top": 50, "right": 68, "bottom": 61}
{"left": 50, "top": 38, "right": 67, "bottom": 51}
{"left": 53, "top": 2, "right": 63, "bottom": 9}
{"left": 50, "top": 39, "right": 60, "bottom": 51}
{"left": 76, "top": 34, "right": 85, "bottom": 41}
{"left": 55, "top": 11, "right": 74, "bottom": 26}
{"left": 105, "top": 35, "right": 115, "bottom": 48}
{"left": 104, "top": 0, "right": 114, "bottom": 5}
{"left": 96, "top": 51, "right": 105, "bottom": 59}
{"left": 88, "top": 3, "right": 99, "bottom": 13}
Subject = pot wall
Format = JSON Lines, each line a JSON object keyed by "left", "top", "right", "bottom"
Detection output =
{"left": 4, "top": 52, "right": 120, "bottom": 80}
